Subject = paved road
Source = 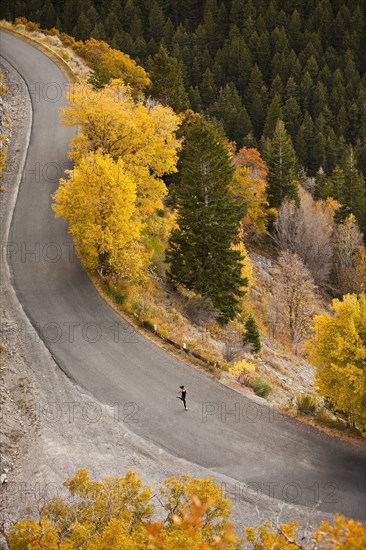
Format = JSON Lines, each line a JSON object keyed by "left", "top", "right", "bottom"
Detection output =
{"left": 1, "top": 31, "right": 365, "bottom": 519}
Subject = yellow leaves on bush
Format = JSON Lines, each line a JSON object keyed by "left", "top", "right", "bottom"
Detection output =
{"left": 156, "top": 475, "right": 241, "bottom": 549}
{"left": 245, "top": 520, "right": 300, "bottom": 549}
{"left": 7, "top": 518, "right": 59, "bottom": 550}
{"left": 53, "top": 152, "right": 146, "bottom": 278}
{"left": 7, "top": 468, "right": 366, "bottom": 550}
{"left": 312, "top": 515, "right": 366, "bottom": 549}
{"left": 306, "top": 293, "right": 366, "bottom": 432}
{"left": 7, "top": 470, "right": 241, "bottom": 550}
{"left": 73, "top": 38, "right": 150, "bottom": 94}
{"left": 62, "top": 81, "right": 180, "bottom": 219}
{"left": 229, "top": 359, "right": 255, "bottom": 378}
{"left": 146, "top": 496, "right": 239, "bottom": 550}
{"left": 245, "top": 515, "right": 366, "bottom": 549}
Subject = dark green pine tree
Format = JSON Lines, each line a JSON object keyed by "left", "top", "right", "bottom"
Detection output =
{"left": 329, "top": 165, "right": 346, "bottom": 203}
{"left": 40, "top": 0, "right": 57, "bottom": 29}
{"left": 283, "top": 96, "right": 301, "bottom": 141}
{"left": 263, "top": 94, "right": 282, "bottom": 139}
{"left": 189, "top": 86, "right": 202, "bottom": 112}
{"left": 263, "top": 119, "right": 299, "bottom": 208}
{"left": 200, "top": 67, "right": 217, "bottom": 108}
{"left": 166, "top": 115, "right": 247, "bottom": 323}
{"left": 242, "top": 314, "right": 261, "bottom": 352}
{"left": 148, "top": 46, "right": 189, "bottom": 112}
{"left": 210, "top": 83, "right": 253, "bottom": 147}
{"left": 314, "top": 167, "right": 330, "bottom": 200}
{"left": 341, "top": 145, "right": 366, "bottom": 230}
{"left": 72, "top": 11, "right": 93, "bottom": 41}
{"left": 246, "top": 64, "right": 268, "bottom": 140}
{"left": 148, "top": 1, "right": 165, "bottom": 43}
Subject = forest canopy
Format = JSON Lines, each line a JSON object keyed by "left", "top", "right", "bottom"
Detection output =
{"left": 2, "top": 0, "right": 366, "bottom": 183}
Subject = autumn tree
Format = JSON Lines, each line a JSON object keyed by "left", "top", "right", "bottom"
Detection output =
{"left": 307, "top": 293, "right": 366, "bottom": 432}
{"left": 268, "top": 251, "right": 318, "bottom": 350}
{"left": 61, "top": 81, "right": 180, "bottom": 220}
{"left": 74, "top": 37, "right": 151, "bottom": 94}
{"left": 263, "top": 120, "right": 299, "bottom": 209}
{"left": 7, "top": 469, "right": 153, "bottom": 549}
{"left": 231, "top": 147, "right": 274, "bottom": 239}
{"left": 273, "top": 188, "right": 337, "bottom": 284}
{"left": 333, "top": 214, "right": 363, "bottom": 292}
{"left": 53, "top": 152, "right": 145, "bottom": 278}
{"left": 166, "top": 115, "right": 247, "bottom": 323}
{"left": 353, "top": 245, "right": 366, "bottom": 293}
{"left": 8, "top": 469, "right": 366, "bottom": 549}
{"left": 7, "top": 470, "right": 241, "bottom": 549}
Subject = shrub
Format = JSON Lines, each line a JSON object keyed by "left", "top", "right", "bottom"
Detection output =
{"left": 229, "top": 359, "right": 255, "bottom": 378}
{"left": 316, "top": 408, "right": 334, "bottom": 425}
{"left": 252, "top": 377, "right": 271, "bottom": 398}
{"left": 141, "top": 319, "right": 154, "bottom": 331}
{"left": 61, "top": 49, "right": 71, "bottom": 60}
{"left": 296, "top": 393, "right": 317, "bottom": 414}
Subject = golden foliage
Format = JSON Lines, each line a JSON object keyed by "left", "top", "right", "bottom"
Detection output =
{"left": 7, "top": 471, "right": 241, "bottom": 550}
{"left": 245, "top": 515, "right": 366, "bottom": 549}
{"left": 229, "top": 154, "right": 273, "bottom": 238}
{"left": 307, "top": 293, "right": 366, "bottom": 432}
{"left": 234, "top": 147, "right": 268, "bottom": 179}
{"left": 62, "top": 81, "right": 180, "bottom": 219}
{"left": 229, "top": 359, "right": 256, "bottom": 378}
{"left": 53, "top": 151, "right": 146, "bottom": 278}
{"left": 7, "top": 469, "right": 366, "bottom": 550}
{"left": 74, "top": 38, "right": 151, "bottom": 94}
{"left": 311, "top": 515, "right": 366, "bottom": 549}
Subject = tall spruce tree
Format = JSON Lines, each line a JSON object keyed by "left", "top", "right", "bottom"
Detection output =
{"left": 148, "top": 46, "right": 189, "bottom": 112}
{"left": 263, "top": 119, "right": 299, "bottom": 208}
{"left": 166, "top": 115, "right": 247, "bottom": 322}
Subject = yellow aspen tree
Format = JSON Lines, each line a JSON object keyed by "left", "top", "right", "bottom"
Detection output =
{"left": 307, "top": 293, "right": 366, "bottom": 431}
{"left": 61, "top": 81, "right": 181, "bottom": 219}
{"left": 53, "top": 152, "right": 146, "bottom": 278}
{"left": 229, "top": 166, "right": 271, "bottom": 238}
{"left": 73, "top": 38, "right": 151, "bottom": 94}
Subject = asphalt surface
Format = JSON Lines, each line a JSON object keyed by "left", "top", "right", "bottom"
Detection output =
{"left": 1, "top": 31, "right": 365, "bottom": 520}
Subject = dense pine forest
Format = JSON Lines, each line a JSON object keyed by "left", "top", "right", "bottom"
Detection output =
{"left": 2, "top": 1, "right": 366, "bottom": 184}
{"left": 0, "top": 0, "right": 366, "bottom": 168}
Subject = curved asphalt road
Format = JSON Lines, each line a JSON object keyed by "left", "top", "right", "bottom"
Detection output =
{"left": 1, "top": 31, "right": 365, "bottom": 519}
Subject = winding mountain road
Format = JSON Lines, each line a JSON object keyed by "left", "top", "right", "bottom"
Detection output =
{"left": 1, "top": 31, "right": 365, "bottom": 520}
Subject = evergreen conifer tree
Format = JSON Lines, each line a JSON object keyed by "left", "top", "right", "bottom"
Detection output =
{"left": 166, "top": 115, "right": 247, "bottom": 322}
{"left": 263, "top": 120, "right": 299, "bottom": 208}
{"left": 342, "top": 145, "right": 366, "bottom": 230}
{"left": 263, "top": 94, "right": 282, "bottom": 139}
{"left": 243, "top": 314, "right": 261, "bottom": 352}
{"left": 148, "top": 46, "right": 189, "bottom": 112}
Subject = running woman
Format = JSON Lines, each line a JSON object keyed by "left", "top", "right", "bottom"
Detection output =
{"left": 177, "top": 385, "right": 188, "bottom": 410}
